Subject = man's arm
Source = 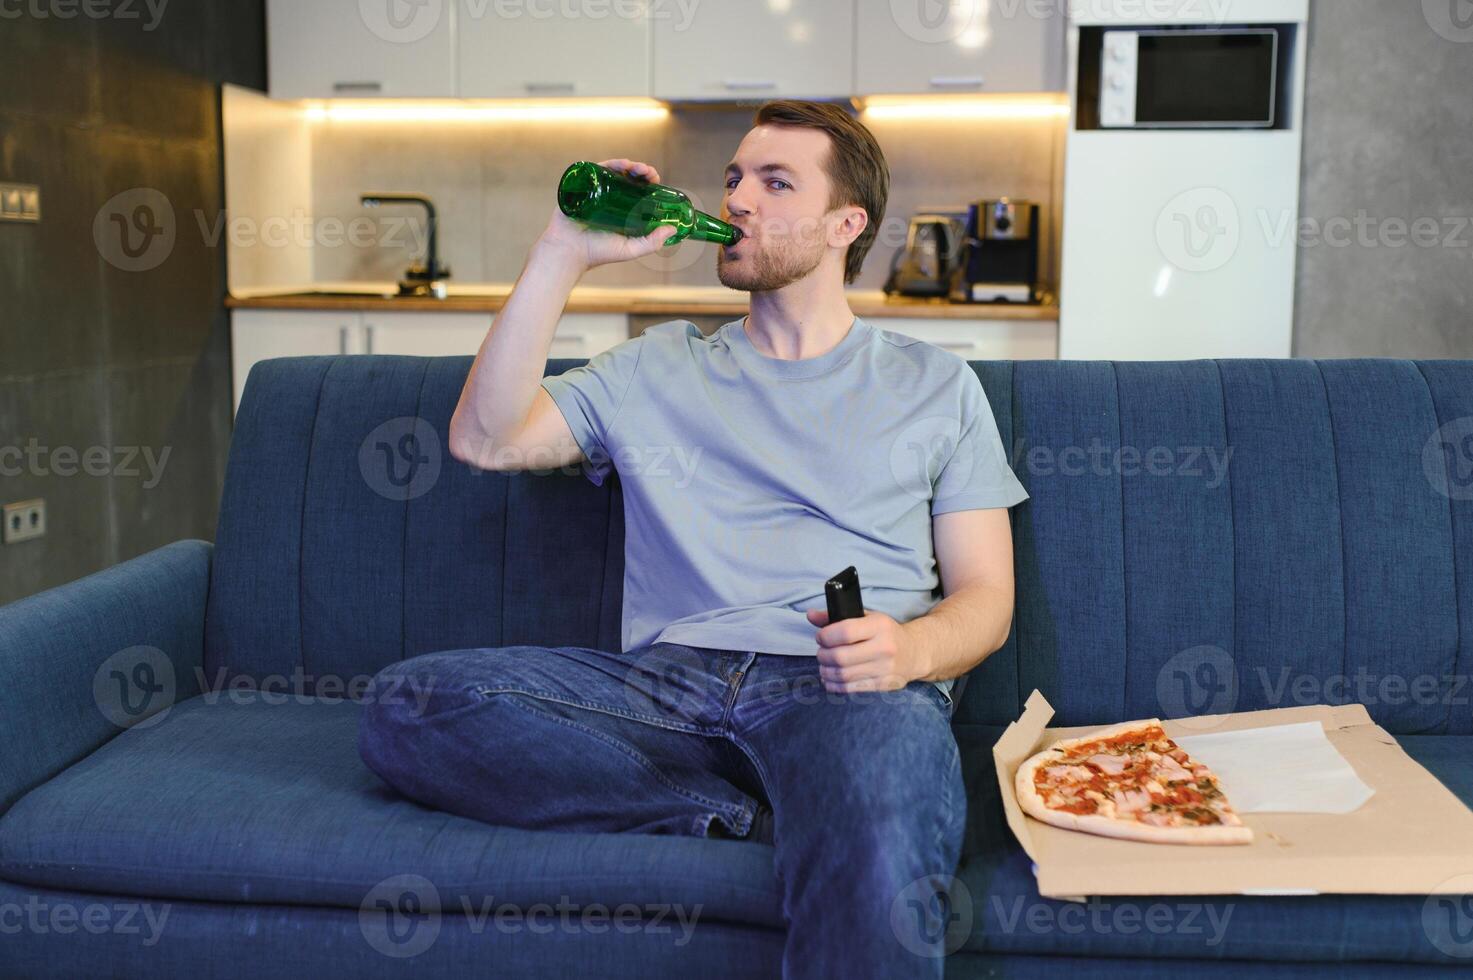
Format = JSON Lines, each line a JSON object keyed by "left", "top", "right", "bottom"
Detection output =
{"left": 902, "top": 507, "right": 1015, "bottom": 683}
{"left": 447, "top": 247, "right": 587, "bottom": 472}
{"left": 447, "top": 158, "right": 675, "bottom": 472}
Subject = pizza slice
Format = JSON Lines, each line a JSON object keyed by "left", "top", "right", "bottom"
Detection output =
{"left": 1015, "top": 718, "right": 1253, "bottom": 846}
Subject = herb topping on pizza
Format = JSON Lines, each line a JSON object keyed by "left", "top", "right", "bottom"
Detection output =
{"left": 1015, "top": 719, "right": 1253, "bottom": 845}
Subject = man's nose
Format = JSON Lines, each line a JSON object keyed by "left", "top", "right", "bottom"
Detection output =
{"left": 725, "top": 180, "right": 755, "bottom": 217}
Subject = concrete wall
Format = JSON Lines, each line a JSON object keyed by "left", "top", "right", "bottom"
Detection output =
{"left": 1293, "top": 0, "right": 1473, "bottom": 357}
{"left": 0, "top": 7, "right": 265, "bottom": 604}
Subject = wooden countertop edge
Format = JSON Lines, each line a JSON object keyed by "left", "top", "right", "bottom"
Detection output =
{"left": 226, "top": 293, "right": 1059, "bottom": 322}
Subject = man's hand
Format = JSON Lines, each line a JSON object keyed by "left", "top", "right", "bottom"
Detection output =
{"left": 806, "top": 608, "right": 931, "bottom": 694}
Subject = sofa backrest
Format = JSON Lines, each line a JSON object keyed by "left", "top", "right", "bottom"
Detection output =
{"left": 207, "top": 355, "right": 1473, "bottom": 736}
{"left": 206, "top": 356, "right": 625, "bottom": 699}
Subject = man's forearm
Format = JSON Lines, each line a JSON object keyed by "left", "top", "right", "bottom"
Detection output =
{"left": 902, "top": 583, "right": 1014, "bottom": 683}
{"left": 449, "top": 241, "right": 584, "bottom": 453}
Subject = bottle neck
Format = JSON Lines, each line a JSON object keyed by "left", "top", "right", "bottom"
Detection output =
{"left": 688, "top": 209, "right": 740, "bottom": 246}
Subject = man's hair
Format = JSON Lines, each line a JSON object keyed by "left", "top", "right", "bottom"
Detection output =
{"left": 752, "top": 100, "right": 889, "bottom": 285}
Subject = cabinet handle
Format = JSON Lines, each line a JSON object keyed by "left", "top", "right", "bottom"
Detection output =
{"left": 525, "top": 81, "right": 575, "bottom": 93}
{"left": 339, "top": 326, "right": 351, "bottom": 355}
{"left": 937, "top": 342, "right": 977, "bottom": 353}
{"left": 929, "top": 75, "right": 984, "bottom": 88}
{"left": 722, "top": 79, "right": 777, "bottom": 90}
{"left": 332, "top": 81, "right": 383, "bottom": 93}
{"left": 550, "top": 334, "right": 587, "bottom": 344}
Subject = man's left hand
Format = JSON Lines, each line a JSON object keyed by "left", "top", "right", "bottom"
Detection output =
{"left": 806, "top": 608, "right": 930, "bottom": 693}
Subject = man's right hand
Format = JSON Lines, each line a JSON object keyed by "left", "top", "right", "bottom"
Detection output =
{"left": 535, "top": 158, "right": 679, "bottom": 273}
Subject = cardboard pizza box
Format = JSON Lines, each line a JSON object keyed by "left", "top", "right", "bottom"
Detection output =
{"left": 994, "top": 690, "right": 1473, "bottom": 901}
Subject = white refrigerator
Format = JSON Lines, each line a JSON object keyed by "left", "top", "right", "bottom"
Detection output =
{"left": 1059, "top": 0, "right": 1311, "bottom": 360}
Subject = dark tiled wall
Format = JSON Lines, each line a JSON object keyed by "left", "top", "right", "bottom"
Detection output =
{"left": 0, "top": 5, "right": 265, "bottom": 604}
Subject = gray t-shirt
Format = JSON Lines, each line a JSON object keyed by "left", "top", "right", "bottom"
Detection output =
{"left": 540, "top": 315, "right": 1028, "bottom": 699}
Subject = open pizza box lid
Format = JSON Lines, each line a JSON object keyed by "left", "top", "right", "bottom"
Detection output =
{"left": 994, "top": 690, "right": 1473, "bottom": 901}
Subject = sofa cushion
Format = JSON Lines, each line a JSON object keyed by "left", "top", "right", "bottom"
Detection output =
{"left": 948, "top": 724, "right": 1473, "bottom": 966}
{"left": 0, "top": 692, "right": 783, "bottom": 927}
{"left": 3, "top": 702, "right": 1470, "bottom": 966}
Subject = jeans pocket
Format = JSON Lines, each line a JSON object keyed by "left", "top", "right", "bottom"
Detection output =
{"left": 908, "top": 680, "right": 954, "bottom": 719}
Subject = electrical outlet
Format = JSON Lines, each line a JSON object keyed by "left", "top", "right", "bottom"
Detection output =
{"left": 0, "top": 183, "right": 40, "bottom": 222}
{"left": 3, "top": 499, "right": 46, "bottom": 544}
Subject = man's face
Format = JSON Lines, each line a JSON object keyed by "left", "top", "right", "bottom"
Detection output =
{"left": 716, "top": 124, "right": 851, "bottom": 292}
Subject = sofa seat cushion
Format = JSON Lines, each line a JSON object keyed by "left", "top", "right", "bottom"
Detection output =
{"left": 948, "top": 724, "right": 1473, "bottom": 966}
{"left": 0, "top": 693, "right": 783, "bottom": 927}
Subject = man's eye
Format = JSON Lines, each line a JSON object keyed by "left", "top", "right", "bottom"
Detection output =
{"left": 770, "top": 180, "right": 790, "bottom": 190}
{"left": 725, "top": 178, "right": 739, "bottom": 189}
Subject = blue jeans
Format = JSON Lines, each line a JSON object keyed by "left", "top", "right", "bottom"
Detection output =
{"left": 357, "top": 641, "right": 966, "bottom": 978}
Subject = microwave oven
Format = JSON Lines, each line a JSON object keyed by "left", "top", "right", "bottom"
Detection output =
{"left": 1096, "top": 27, "right": 1281, "bottom": 129}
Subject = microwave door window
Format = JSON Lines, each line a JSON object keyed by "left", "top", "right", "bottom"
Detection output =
{"left": 1136, "top": 33, "right": 1276, "bottom": 126}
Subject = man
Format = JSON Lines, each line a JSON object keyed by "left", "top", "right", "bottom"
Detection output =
{"left": 358, "top": 100, "right": 1028, "bottom": 977}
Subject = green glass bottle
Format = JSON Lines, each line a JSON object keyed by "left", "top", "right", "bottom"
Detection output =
{"left": 557, "top": 161, "right": 742, "bottom": 247}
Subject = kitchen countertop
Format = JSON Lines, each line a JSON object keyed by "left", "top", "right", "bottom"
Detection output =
{"left": 227, "top": 284, "right": 1060, "bottom": 321}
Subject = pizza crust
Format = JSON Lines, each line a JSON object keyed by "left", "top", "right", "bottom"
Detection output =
{"left": 1015, "top": 720, "right": 1254, "bottom": 847}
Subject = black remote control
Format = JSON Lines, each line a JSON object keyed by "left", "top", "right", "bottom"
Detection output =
{"left": 825, "top": 566, "right": 865, "bottom": 622}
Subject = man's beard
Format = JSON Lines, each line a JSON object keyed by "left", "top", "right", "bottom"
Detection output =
{"left": 716, "top": 233, "right": 827, "bottom": 292}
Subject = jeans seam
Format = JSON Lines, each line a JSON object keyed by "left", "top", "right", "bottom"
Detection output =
{"left": 493, "top": 690, "right": 749, "bottom": 819}
{"left": 724, "top": 732, "right": 776, "bottom": 822}
{"left": 472, "top": 684, "right": 718, "bottom": 736}
{"left": 937, "top": 735, "right": 961, "bottom": 860}
{"left": 719, "top": 652, "right": 759, "bottom": 726}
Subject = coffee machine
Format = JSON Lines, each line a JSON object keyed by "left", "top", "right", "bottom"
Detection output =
{"left": 949, "top": 198, "right": 1040, "bottom": 304}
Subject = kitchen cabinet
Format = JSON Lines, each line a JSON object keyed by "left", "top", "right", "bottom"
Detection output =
{"left": 364, "top": 312, "right": 628, "bottom": 359}
{"left": 231, "top": 310, "right": 630, "bottom": 417}
{"left": 871, "top": 318, "right": 1058, "bottom": 360}
{"left": 457, "top": 1, "right": 650, "bottom": 98}
{"left": 265, "top": 0, "right": 1066, "bottom": 102}
{"left": 634, "top": 313, "right": 1058, "bottom": 358}
{"left": 266, "top": 0, "right": 455, "bottom": 98}
{"left": 651, "top": 0, "right": 853, "bottom": 100}
{"left": 855, "top": 1, "right": 1065, "bottom": 95}
{"left": 362, "top": 312, "right": 492, "bottom": 356}
{"left": 231, "top": 310, "right": 362, "bottom": 413}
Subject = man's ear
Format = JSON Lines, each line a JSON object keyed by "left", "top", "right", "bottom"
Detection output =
{"left": 828, "top": 205, "right": 868, "bottom": 249}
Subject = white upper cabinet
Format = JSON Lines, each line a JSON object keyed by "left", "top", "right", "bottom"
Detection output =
{"left": 267, "top": 0, "right": 456, "bottom": 98}
{"left": 856, "top": 0, "right": 1065, "bottom": 94}
{"left": 457, "top": 0, "right": 651, "bottom": 97}
{"left": 266, "top": 1, "right": 1063, "bottom": 101}
{"left": 652, "top": 0, "right": 854, "bottom": 100}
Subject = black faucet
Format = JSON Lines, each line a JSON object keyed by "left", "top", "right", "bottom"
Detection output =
{"left": 360, "top": 193, "right": 450, "bottom": 298}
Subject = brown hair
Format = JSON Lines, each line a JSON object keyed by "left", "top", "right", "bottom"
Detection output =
{"left": 752, "top": 100, "right": 889, "bottom": 285}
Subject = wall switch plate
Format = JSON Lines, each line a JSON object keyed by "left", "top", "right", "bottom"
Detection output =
{"left": 3, "top": 499, "right": 46, "bottom": 543}
{"left": 0, "top": 183, "right": 41, "bottom": 222}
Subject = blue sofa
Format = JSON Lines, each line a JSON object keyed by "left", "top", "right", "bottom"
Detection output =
{"left": 2, "top": 353, "right": 1471, "bottom": 978}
